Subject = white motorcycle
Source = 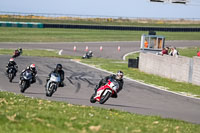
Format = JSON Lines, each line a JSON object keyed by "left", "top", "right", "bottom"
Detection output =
{"left": 45, "top": 73, "right": 61, "bottom": 97}
{"left": 90, "top": 78, "right": 119, "bottom": 104}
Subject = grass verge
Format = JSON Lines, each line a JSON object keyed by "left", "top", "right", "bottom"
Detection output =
{"left": 0, "top": 91, "right": 200, "bottom": 133}
{"left": 1, "top": 27, "right": 200, "bottom": 42}
{"left": 0, "top": 49, "right": 80, "bottom": 59}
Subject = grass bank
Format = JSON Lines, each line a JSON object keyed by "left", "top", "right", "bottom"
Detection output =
{"left": 1, "top": 90, "right": 200, "bottom": 133}
{"left": 1, "top": 27, "right": 200, "bottom": 42}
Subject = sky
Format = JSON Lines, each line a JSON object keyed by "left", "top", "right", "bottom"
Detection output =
{"left": 1, "top": 0, "right": 200, "bottom": 19}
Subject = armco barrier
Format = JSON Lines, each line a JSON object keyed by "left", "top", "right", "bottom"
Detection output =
{"left": 0, "top": 21, "right": 43, "bottom": 28}
{"left": 43, "top": 23, "right": 200, "bottom": 32}
{"left": 139, "top": 52, "right": 200, "bottom": 86}
{"left": 1, "top": 21, "right": 200, "bottom": 32}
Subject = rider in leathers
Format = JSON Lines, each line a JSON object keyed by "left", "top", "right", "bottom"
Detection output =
{"left": 20, "top": 64, "right": 37, "bottom": 84}
{"left": 6, "top": 58, "right": 18, "bottom": 76}
{"left": 94, "top": 70, "right": 124, "bottom": 98}
{"left": 46, "top": 64, "right": 65, "bottom": 87}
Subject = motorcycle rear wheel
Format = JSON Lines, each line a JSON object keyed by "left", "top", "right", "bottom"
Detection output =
{"left": 46, "top": 85, "right": 56, "bottom": 97}
{"left": 90, "top": 93, "right": 96, "bottom": 103}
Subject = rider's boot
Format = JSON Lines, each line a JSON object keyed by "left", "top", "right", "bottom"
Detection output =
{"left": 94, "top": 85, "right": 99, "bottom": 95}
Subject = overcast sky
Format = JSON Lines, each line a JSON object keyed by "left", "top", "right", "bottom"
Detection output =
{"left": 1, "top": 0, "right": 200, "bottom": 19}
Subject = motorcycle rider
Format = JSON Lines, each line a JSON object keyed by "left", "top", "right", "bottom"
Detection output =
{"left": 20, "top": 64, "right": 37, "bottom": 84}
{"left": 46, "top": 64, "right": 65, "bottom": 87}
{"left": 19, "top": 48, "right": 23, "bottom": 54}
{"left": 13, "top": 48, "right": 22, "bottom": 58}
{"left": 83, "top": 50, "right": 93, "bottom": 59}
{"left": 86, "top": 50, "right": 93, "bottom": 58}
{"left": 6, "top": 58, "right": 18, "bottom": 76}
{"left": 94, "top": 70, "right": 124, "bottom": 98}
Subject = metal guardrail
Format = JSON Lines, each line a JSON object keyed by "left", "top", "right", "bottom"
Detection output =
{"left": 0, "top": 21, "right": 43, "bottom": 28}
{"left": 43, "top": 23, "right": 200, "bottom": 32}
{"left": 1, "top": 21, "right": 200, "bottom": 32}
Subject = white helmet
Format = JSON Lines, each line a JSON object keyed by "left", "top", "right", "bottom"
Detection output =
{"left": 116, "top": 70, "right": 124, "bottom": 80}
{"left": 9, "top": 58, "right": 14, "bottom": 62}
{"left": 30, "top": 64, "right": 36, "bottom": 71}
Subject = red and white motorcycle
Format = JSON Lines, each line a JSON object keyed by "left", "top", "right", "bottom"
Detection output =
{"left": 90, "top": 78, "right": 119, "bottom": 104}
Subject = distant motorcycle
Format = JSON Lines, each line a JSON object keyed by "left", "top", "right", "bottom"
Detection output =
{"left": 7, "top": 66, "right": 17, "bottom": 82}
{"left": 12, "top": 49, "right": 22, "bottom": 58}
{"left": 19, "top": 70, "right": 33, "bottom": 93}
{"left": 45, "top": 73, "right": 61, "bottom": 97}
{"left": 90, "top": 77, "right": 119, "bottom": 104}
{"left": 82, "top": 51, "right": 93, "bottom": 59}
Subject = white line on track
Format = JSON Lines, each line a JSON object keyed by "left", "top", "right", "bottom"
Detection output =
{"left": 71, "top": 59, "right": 200, "bottom": 100}
{"left": 123, "top": 51, "right": 139, "bottom": 61}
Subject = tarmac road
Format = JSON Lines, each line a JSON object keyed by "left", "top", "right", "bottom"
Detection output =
{"left": 0, "top": 54, "right": 200, "bottom": 124}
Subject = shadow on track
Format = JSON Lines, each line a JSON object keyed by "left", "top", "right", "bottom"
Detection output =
{"left": 50, "top": 96, "right": 89, "bottom": 101}
{"left": 103, "top": 103, "right": 151, "bottom": 110}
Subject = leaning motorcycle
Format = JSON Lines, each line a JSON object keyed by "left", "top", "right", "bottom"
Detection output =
{"left": 12, "top": 49, "right": 22, "bottom": 58}
{"left": 45, "top": 73, "right": 61, "bottom": 97}
{"left": 19, "top": 70, "right": 33, "bottom": 93}
{"left": 90, "top": 78, "right": 119, "bottom": 104}
{"left": 82, "top": 52, "right": 93, "bottom": 59}
{"left": 7, "top": 66, "right": 16, "bottom": 82}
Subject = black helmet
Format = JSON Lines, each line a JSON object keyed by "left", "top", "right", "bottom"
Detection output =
{"left": 116, "top": 70, "right": 124, "bottom": 80}
{"left": 56, "top": 64, "right": 62, "bottom": 71}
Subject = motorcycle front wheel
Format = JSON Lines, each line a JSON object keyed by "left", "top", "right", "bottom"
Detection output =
{"left": 99, "top": 91, "right": 111, "bottom": 104}
{"left": 20, "top": 81, "right": 27, "bottom": 93}
{"left": 46, "top": 84, "right": 56, "bottom": 97}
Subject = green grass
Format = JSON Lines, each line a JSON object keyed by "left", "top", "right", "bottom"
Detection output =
{"left": 178, "top": 47, "right": 200, "bottom": 58}
{"left": 1, "top": 27, "right": 200, "bottom": 42}
{"left": 1, "top": 91, "right": 200, "bottom": 133}
{"left": 0, "top": 49, "right": 79, "bottom": 59}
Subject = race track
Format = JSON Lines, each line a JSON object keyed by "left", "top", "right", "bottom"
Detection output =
{"left": 0, "top": 41, "right": 200, "bottom": 124}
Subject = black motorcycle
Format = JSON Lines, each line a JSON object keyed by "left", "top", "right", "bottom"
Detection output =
{"left": 82, "top": 51, "right": 93, "bottom": 59}
{"left": 7, "top": 66, "right": 17, "bottom": 82}
{"left": 19, "top": 70, "right": 33, "bottom": 93}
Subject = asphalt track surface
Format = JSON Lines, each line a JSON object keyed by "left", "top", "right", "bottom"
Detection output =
{"left": 0, "top": 41, "right": 200, "bottom": 124}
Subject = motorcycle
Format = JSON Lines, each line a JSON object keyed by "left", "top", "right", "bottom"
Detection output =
{"left": 7, "top": 66, "right": 17, "bottom": 82}
{"left": 82, "top": 51, "right": 93, "bottom": 59}
{"left": 45, "top": 73, "right": 61, "bottom": 97}
{"left": 19, "top": 70, "right": 33, "bottom": 93}
{"left": 12, "top": 49, "right": 22, "bottom": 58}
{"left": 90, "top": 78, "right": 119, "bottom": 104}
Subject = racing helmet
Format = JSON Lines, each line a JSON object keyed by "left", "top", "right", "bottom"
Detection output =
{"left": 56, "top": 64, "right": 62, "bottom": 71}
{"left": 9, "top": 58, "right": 14, "bottom": 62}
{"left": 30, "top": 64, "right": 36, "bottom": 71}
{"left": 116, "top": 70, "right": 124, "bottom": 80}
